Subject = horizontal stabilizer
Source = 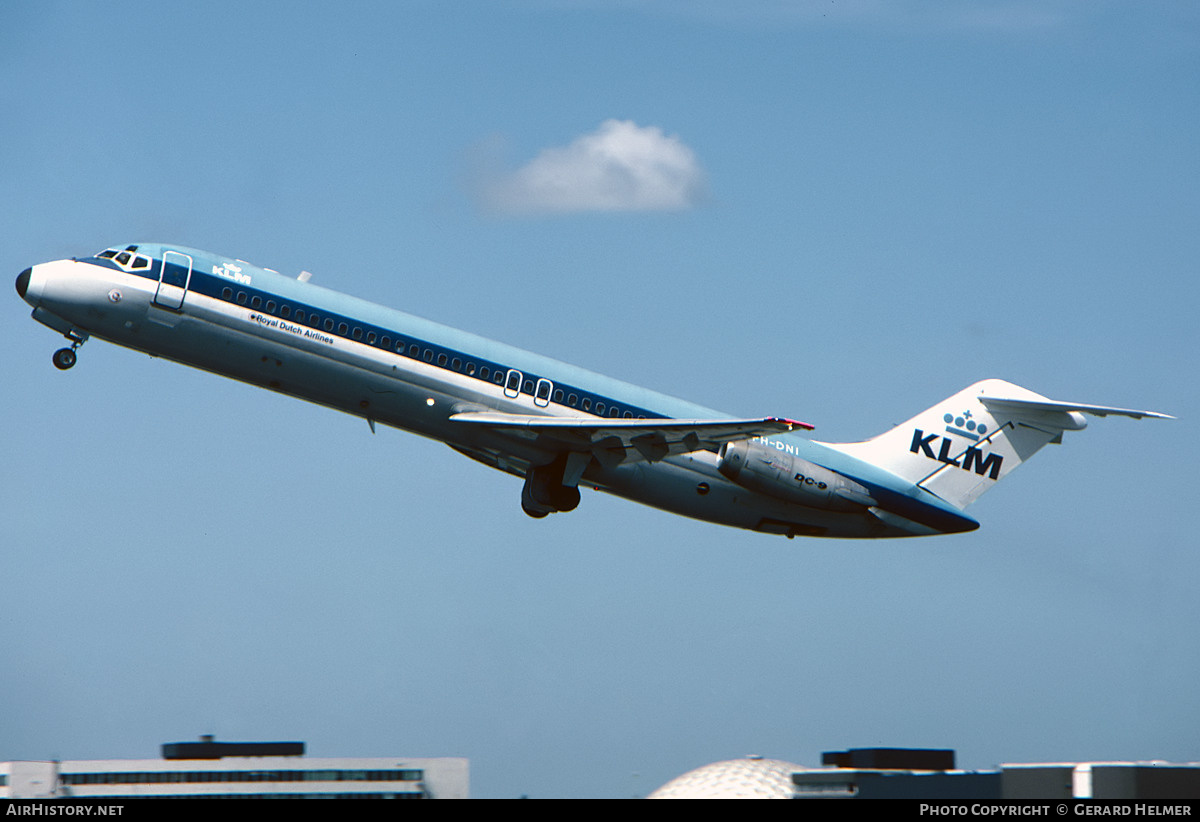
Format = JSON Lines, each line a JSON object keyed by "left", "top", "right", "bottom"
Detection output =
{"left": 450, "top": 412, "right": 811, "bottom": 467}
{"left": 978, "top": 396, "right": 1174, "bottom": 421}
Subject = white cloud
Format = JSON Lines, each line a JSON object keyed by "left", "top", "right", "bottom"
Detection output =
{"left": 478, "top": 120, "right": 706, "bottom": 215}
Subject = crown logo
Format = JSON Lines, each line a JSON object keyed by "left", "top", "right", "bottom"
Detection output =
{"left": 943, "top": 410, "right": 987, "bottom": 441}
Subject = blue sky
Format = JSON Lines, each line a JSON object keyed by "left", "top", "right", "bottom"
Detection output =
{"left": 2, "top": 0, "right": 1197, "bottom": 799}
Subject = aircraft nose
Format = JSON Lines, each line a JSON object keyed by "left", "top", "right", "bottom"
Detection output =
{"left": 16, "top": 267, "right": 31, "bottom": 300}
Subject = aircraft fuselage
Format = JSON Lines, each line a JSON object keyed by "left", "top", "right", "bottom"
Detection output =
{"left": 16, "top": 244, "right": 985, "bottom": 538}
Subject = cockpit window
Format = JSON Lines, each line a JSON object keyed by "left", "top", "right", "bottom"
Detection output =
{"left": 98, "top": 246, "right": 151, "bottom": 272}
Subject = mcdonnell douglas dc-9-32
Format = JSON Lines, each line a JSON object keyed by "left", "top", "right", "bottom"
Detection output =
{"left": 16, "top": 244, "right": 1171, "bottom": 539}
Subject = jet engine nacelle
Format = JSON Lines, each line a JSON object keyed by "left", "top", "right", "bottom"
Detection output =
{"left": 717, "top": 440, "right": 875, "bottom": 512}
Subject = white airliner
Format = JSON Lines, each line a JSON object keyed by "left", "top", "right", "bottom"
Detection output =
{"left": 16, "top": 244, "right": 1171, "bottom": 538}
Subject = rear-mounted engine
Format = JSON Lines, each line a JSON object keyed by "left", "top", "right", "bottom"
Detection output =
{"left": 718, "top": 441, "right": 876, "bottom": 512}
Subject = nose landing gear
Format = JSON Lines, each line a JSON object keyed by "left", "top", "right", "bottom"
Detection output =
{"left": 52, "top": 332, "right": 86, "bottom": 370}
{"left": 52, "top": 348, "right": 77, "bottom": 370}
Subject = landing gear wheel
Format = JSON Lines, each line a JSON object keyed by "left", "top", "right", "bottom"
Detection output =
{"left": 52, "top": 348, "right": 77, "bottom": 370}
{"left": 521, "top": 500, "right": 551, "bottom": 519}
{"left": 520, "top": 482, "right": 554, "bottom": 519}
{"left": 550, "top": 484, "right": 580, "bottom": 512}
{"left": 521, "top": 456, "right": 582, "bottom": 518}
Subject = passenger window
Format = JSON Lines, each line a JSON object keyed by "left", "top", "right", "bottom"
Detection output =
{"left": 582, "top": 398, "right": 592, "bottom": 411}
{"left": 222, "top": 287, "right": 233, "bottom": 300}
{"left": 251, "top": 296, "right": 262, "bottom": 309}
{"left": 423, "top": 350, "right": 433, "bottom": 363}
{"left": 505, "top": 369, "right": 522, "bottom": 398}
{"left": 266, "top": 300, "right": 276, "bottom": 314}
{"left": 522, "top": 380, "right": 533, "bottom": 394}
{"left": 281, "top": 306, "right": 291, "bottom": 318}
{"left": 366, "top": 331, "right": 376, "bottom": 345}
{"left": 353, "top": 327, "right": 363, "bottom": 340}
{"left": 338, "top": 322, "right": 348, "bottom": 335}
{"left": 568, "top": 393, "right": 578, "bottom": 407}
{"left": 237, "top": 292, "right": 248, "bottom": 305}
{"left": 480, "top": 366, "right": 490, "bottom": 380}
{"left": 451, "top": 357, "right": 461, "bottom": 371}
{"left": 437, "top": 353, "right": 448, "bottom": 366}
{"left": 553, "top": 389, "right": 563, "bottom": 403}
{"left": 295, "top": 309, "right": 305, "bottom": 322}
{"left": 409, "top": 344, "right": 420, "bottom": 358}
{"left": 466, "top": 362, "right": 476, "bottom": 376}
{"left": 595, "top": 402, "right": 605, "bottom": 414}
{"left": 324, "top": 319, "right": 334, "bottom": 331}
{"left": 494, "top": 371, "right": 504, "bottom": 385}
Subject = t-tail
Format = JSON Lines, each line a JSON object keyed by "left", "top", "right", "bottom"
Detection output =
{"left": 822, "top": 379, "right": 1172, "bottom": 511}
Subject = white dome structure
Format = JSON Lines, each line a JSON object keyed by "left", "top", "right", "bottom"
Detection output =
{"left": 647, "top": 757, "right": 804, "bottom": 799}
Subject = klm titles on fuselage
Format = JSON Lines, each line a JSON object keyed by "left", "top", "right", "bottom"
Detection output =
{"left": 910, "top": 429, "right": 1004, "bottom": 480}
{"left": 213, "top": 261, "right": 252, "bottom": 285}
{"left": 248, "top": 311, "right": 334, "bottom": 346}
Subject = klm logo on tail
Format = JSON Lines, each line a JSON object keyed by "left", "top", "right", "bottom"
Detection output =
{"left": 910, "top": 426, "right": 1004, "bottom": 480}
{"left": 942, "top": 410, "right": 987, "bottom": 440}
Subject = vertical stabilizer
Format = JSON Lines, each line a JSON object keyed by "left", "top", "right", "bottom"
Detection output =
{"left": 821, "top": 379, "right": 1169, "bottom": 510}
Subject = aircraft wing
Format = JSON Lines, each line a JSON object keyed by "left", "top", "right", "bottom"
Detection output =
{"left": 449, "top": 412, "right": 812, "bottom": 467}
